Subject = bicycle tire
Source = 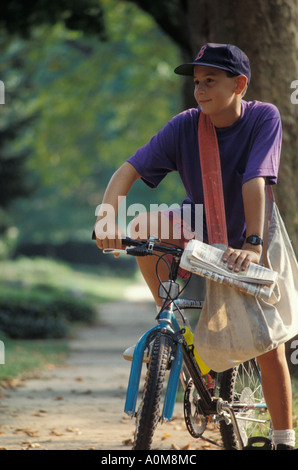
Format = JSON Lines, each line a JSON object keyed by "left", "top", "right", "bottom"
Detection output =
{"left": 133, "top": 334, "right": 171, "bottom": 450}
{"left": 219, "top": 359, "right": 272, "bottom": 450}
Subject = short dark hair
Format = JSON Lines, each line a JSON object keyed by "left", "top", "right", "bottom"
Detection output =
{"left": 225, "top": 71, "right": 238, "bottom": 78}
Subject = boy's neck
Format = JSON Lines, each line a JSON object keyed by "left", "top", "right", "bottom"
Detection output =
{"left": 210, "top": 100, "right": 242, "bottom": 129}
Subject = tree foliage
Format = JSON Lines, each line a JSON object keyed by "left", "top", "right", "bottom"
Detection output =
{"left": 0, "top": 38, "right": 39, "bottom": 243}
{"left": 0, "top": 0, "right": 106, "bottom": 40}
{"left": 4, "top": 1, "right": 183, "bottom": 245}
{"left": 126, "top": 0, "right": 191, "bottom": 54}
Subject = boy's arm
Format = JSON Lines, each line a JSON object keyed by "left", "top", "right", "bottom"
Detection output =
{"left": 94, "top": 162, "right": 140, "bottom": 250}
{"left": 222, "top": 177, "right": 265, "bottom": 272}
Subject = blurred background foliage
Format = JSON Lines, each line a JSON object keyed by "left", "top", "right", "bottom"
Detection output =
{"left": 1, "top": 0, "right": 184, "bottom": 255}
{"left": 0, "top": 0, "right": 186, "bottom": 346}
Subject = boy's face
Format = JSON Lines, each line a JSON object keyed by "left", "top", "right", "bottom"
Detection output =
{"left": 193, "top": 65, "right": 245, "bottom": 119}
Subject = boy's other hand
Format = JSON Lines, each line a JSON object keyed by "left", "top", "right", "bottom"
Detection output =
{"left": 94, "top": 220, "right": 125, "bottom": 258}
{"left": 222, "top": 245, "right": 262, "bottom": 272}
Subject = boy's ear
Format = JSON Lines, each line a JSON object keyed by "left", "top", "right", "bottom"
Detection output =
{"left": 235, "top": 75, "right": 247, "bottom": 95}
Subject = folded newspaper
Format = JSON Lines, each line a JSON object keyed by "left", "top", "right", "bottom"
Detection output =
{"left": 180, "top": 239, "right": 278, "bottom": 299}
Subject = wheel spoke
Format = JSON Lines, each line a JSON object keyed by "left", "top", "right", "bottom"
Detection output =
{"left": 219, "top": 360, "right": 272, "bottom": 449}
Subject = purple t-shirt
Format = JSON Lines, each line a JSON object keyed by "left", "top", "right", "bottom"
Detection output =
{"left": 127, "top": 100, "right": 282, "bottom": 248}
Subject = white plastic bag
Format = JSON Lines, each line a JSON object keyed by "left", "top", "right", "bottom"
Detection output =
{"left": 194, "top": 192, "right": 298, "bottom": 372}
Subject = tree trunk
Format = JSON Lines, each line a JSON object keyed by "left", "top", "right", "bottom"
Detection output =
{"left": 186, "top": 0, "right": 298, "bottom": 249}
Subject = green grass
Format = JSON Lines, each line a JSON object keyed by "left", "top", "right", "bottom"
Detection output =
{"left": 0, "top": 256, "right": 135, "bottom": 304}
{"left": 292, "top": 377, "right": 298, "bottom": 443}
{"left": 0, "top": 336, "right": 68, "bottom": 385}
{"left": 0, "top": 256, "right": 137, "bottom": 385}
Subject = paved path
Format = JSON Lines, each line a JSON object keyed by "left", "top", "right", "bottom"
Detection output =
{"left": 0, "top": 285, "right": 222, "bottom": 451}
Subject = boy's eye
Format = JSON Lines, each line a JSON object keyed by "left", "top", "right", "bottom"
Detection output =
{"left": 194, "top": 78, "right": 215, "bottom": 87}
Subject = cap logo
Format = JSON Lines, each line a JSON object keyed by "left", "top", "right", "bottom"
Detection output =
{"left": 196, "top": 45, "right": 207, "bottom": 60}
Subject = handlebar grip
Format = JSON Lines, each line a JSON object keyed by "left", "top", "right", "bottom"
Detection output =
{"left": 121, "top": 237, "right": 139, "bottom": 246}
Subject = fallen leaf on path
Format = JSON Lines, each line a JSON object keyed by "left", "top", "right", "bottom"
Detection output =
{"left": 21, "top": 440, "right": 41, "bottom": 449}
{"left": 14, "top": 428, "right": 39, "bottom": 437}
{"left": 50, "top": 428, "right": 64, "bottom": 436}
{"left": 44, "top": 364, "right": 56, "bottom": 370}
{"left": 181, "top": 443, "right": 191, "bottom": 450}
{"left": 32, "top": 412, "right": 46, "bottom": 417}
{"left": 66, "top": 427, "right": 81, "bottom": 434}
{"left": 171, "top": 443, "right": 180, "bottom": 450}
{"left": 122, "top": 438, "right": 133, "bottom": 446}
{"left": 0, "top": 378, "right": 23, "bottom": 389}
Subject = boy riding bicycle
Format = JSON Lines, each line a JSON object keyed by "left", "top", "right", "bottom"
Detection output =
{"left": 94, "top": 43, "right": 296, "bottom": 449}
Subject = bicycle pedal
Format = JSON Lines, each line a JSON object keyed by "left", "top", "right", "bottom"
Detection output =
{"left": 244, "top": 436, "right": 273, "bottom": 450}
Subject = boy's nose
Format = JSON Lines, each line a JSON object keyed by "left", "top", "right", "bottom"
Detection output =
{"left": 196, "top": 82, "right": 207, "bottom": 93}
{"left": 195, "top": 87, "right": 206, "bottom": 97}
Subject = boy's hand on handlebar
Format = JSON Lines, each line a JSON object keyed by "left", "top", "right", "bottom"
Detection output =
{"left": 94, "top": 220, "right": 125, "bottom": 257}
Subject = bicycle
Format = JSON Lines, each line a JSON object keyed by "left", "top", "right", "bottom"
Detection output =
{"left": 101, "top": 235, "right": 273, "bottom": 451}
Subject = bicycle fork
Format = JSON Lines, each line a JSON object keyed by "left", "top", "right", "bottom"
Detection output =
{"left": 124, "top": 314, "right": 246, "bottom": 450}
{"left": 124, "top": 312, "right": 183, "bottom": 422}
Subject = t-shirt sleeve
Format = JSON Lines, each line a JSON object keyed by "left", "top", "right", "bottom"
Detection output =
{"left": 243, "top": 105, "right": 282, "bottom": 185}
{"left": 127, "top": 119, "right": 178, "bottom": 189}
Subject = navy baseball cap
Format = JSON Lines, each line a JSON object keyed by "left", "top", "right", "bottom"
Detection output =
{"left": 174, "top": 43, "right": 251, "bottom": 84}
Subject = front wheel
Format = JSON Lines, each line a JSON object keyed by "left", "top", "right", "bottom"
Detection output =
{"left": 219, "top": 359, "right": 272, "bottom": 450}
{"left": 133, "top": 334, "right": 171, "bottom": 450}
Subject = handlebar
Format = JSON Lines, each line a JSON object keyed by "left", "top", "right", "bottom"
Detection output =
{"left": 92, "top": 230, "right": 184, "bottom": 258}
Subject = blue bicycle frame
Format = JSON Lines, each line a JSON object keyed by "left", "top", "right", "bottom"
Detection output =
{"left": 124, "top": 298, "right": 203, "bottom": 421}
